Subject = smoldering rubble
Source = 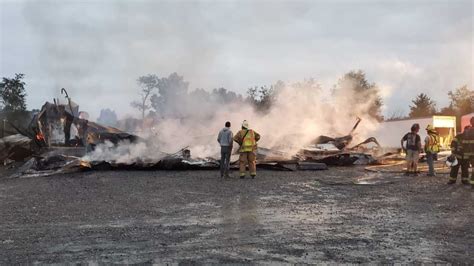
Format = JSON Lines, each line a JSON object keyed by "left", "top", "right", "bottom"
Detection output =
{"left": 0, "top": 90, "right": 397, "bottom": 179}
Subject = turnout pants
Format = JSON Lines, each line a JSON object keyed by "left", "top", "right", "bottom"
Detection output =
{"left": 449, "top": 159, "right": 470, "bottom": 183}
{"left": 220, "top": 146, "right": 232, "bottom": 177}
{"left": 239, "top": 151, "right": 256, "bottom": 177}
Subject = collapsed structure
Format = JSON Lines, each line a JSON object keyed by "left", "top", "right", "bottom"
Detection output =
{"left": 1, "top": 90, "right": 392, "bottom": 178}
{"left": 31, "top": 89, "right": 140, "bottom": 149}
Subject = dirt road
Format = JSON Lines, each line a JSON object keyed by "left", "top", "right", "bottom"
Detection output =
{"left": 0, "top": 167, "right": 472, "bottom": 264}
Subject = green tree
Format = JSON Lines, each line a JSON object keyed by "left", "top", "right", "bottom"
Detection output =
{"left": 247, "top": 80, "right": 284, "bottom": 113}
{"left": 409, "top": 93, "right": 436, "bottom": 118}
{"left": 247, "top": 86, "right": 274, "bottom": 113}
{"left": 150, "top": 72, "right": 190, "bottom": 118}
{"left": 336, "top": 70, "right": 383, "bottom": 121}
{"left": 447, "top": 85, "right": 473, "bottom": 115}
{"left": 131, "top": 74, "right": 158, "bottom": 120}
{"left": 438, "top": 104, "right": 456, "bottom": 116}
{"left": 0, "top": 73, "right": 27, "bottom": 112}
{"left": 210, "top": 87, "right": 243, "bottom": 104}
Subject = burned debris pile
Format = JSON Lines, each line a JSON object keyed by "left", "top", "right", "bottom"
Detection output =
{"left": 11, "top": 151, "right": 90, "bottom": 178}
{"left": 0, "top": 134, "right": 34, "bottom": 164}
{"left": 1, "top": 91, "right": 389, "bottom": 178}
{"left": 293, "top": 117, "right": 382, "bottom": 166}
{"left": 88, "top": 148, "right": 220, "bottom": 171}
{"left": 31, "top": 99, "right": 140, "bottom": 150}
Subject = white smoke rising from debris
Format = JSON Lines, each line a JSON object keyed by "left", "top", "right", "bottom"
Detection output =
{"left": 20, "top": 1, "right": 385, "bottom": 164}
{"left": 83, "top": 76, "right": 381, "bottom": 164}
{"left": 83, "top": 140, "right": 165, "bottom": 164}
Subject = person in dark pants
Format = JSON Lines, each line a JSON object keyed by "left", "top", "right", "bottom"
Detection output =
{"left": 448, "top": 125, "right": 471, "bottom": 185}
{"left": 401, "top": 123, "right": 422, "bottom": 176}
{"left": 461, "top": 117, "right": 474, "bottom": 189}
{"left": 217, "top": 121, "right": 233, "bottom": 178}
{"left": 424, "top": 124, "right": 440, "bottom": 177}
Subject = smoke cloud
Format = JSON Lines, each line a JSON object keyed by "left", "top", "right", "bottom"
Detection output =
{"left": 3, "top": 0, "right": 470, "bottom": 163}
{"left": 83, "top": 75, "right": 381, "bottom": 163}
{"left": 6, "top": 0, "right": 470, "bottom": 119}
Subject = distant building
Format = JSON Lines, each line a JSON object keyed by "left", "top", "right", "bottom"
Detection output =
{"left": 374, "top": 115, "right": 456, "bottom": 149}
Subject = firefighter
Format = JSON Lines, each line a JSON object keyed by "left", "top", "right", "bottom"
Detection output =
{"left": 424, "top": 124, "right": 440, "bottom": 176}
{"left": 462, "top": 117, "right": 474, "bottom": 189}
{"left": 448, "top": 125, "right": 471, "bottom": 185}
{"left": 233, "top": 120, "right": 260, "bottom": 179}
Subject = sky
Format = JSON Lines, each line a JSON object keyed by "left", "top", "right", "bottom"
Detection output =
{"left": 0, "top": 0, "right": 473, "bottom": 120}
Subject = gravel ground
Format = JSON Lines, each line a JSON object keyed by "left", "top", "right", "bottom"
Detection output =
{"left": 0, "top": 167, "right": 473, "bottom": 264}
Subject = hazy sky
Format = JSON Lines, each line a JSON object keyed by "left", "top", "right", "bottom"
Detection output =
{"left": 1, "top": 0, "right": 472, "bottom": 120}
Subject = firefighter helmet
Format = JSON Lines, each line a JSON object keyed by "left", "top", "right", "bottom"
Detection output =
{"left": 426, "top": 124, "right": 435, "bottom": 131}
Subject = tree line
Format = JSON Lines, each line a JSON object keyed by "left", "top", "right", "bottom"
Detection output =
{"left": 390, "top": 86, "right": 473, "bottom": 120}
{"left": 1, "top": 72, "right": 472, "bottom": 131}
{"left": 126, "top": 70, "right": 384, "bottom": 123}
{"left": 0, "top": 74, "right": 31, "bottom": 136}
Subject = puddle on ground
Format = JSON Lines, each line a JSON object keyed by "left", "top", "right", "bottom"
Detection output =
{"left": 354, "top": 172, "right": 406, "bottom": 185}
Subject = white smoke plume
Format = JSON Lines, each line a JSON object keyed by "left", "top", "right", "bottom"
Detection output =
{"left": 17, "top": 1, "right": 387, "bottom": 164}
{"left": 83, "top": 76, "right": 382, "bottom": 164}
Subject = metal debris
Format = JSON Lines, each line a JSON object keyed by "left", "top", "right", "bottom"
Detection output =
{"left": 0, "top": 134, "right": 33, "bottom": 163}
{"left": 2, "top": 91, "right": 387, "bottom": 178}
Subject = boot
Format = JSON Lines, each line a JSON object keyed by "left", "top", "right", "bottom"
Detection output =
{"left": 447, "top": 180, "right": 456, "bottom": 185}
{"left": 251, "top": 175, "right": 256, "bottom": 179}
{"left": 461, "top": 179, "right": 469, "bottom": 185}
